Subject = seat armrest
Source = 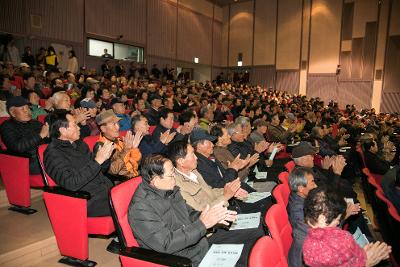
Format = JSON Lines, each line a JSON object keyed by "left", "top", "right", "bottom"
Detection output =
{"left": 120, "top": 246, "right": 192, "bottom": 267}
{"left": 0, "top": 150, "right": 32, "bottom": 158}
{"left": 44, "top": 186, "right": 91, "bottom": 200}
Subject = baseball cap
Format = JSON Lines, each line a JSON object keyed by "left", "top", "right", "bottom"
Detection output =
{"left": 291, "top": 141, "right": 318, "bottom": 158}
{"left": 95, "top": 109, "right": 121, "bottom": 125}
{"left": 6, "top": 96, "right": 29, "bottom": 110}
{"left": 190, "top": 129, "right": 217, "bottom": 144}
{"left": 80, "top": 98, "right": 97, "bottom": 109}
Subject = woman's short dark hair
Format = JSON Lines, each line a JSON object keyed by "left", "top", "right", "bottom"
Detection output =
{"left": 167, "top": 140, "right": 189, "bottom": 167}
{"left": 46, "top": 110, "right": 70, "bottom": 139}
{"left": 304, "top": 186, "right": 346, "bottom": 226}
{"left": 210, "top": 124, "right": 225, "bottom": 138}
{"left": 69, "top": 50, "right": 76, "bottom": 58}
{"left": 140, "top": 154, "right": 169, "bottom": 183}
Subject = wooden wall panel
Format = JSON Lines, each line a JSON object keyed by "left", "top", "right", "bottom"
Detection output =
{"left": 361, "top": 22, "right": 377, "bottom": 80}
{"left": 383, "top": 36, "right": 400, "bottom": 92}
{"left": 0, "top": 0, "right": 26, "bottom": 34}
{"left": 276, "top": 70, "right": 300, "bottom": 94}
{"left": 276, "top": 0, "right": 302, "bottom": 70}
{"left": 381, "top": 92, "right": 400, "bottom": 113}
{"left": 212, "top": 21, "right": 223, "bottom": 67}
{"left": 309, "top": 0, "right": 342, "bottom": 73}
{"left": 307, "top": 74, "right": 338, "bottom": 103}
{"left": 350, "top": 38, "right": 363, "bottom": 79}
{"left": 250, "top": 65, "right": 275, "bottom": 89}
{"left": 147, "top": 0, "right": 177, "bottom": 59}
{"left": 228, "top": 1, "right": 253, "bottom": 66}
{"left": 253, "top": 0, "right": 276, "bottom": 65}
{"left": 177, "top": 7, "right": 213, "bottom": 65}
{"left": 342, "top": 2, "right": 354, "bottom": 40}
{"left": 85, "top": 0, "right": 146, "bottom": 45}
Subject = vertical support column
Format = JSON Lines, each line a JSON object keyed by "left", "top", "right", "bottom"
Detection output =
{"left": 299, "top": 0, "right": 309, "bottom": 95}
{"left": 371, "top": 0, "right": 391, "bottom": 112}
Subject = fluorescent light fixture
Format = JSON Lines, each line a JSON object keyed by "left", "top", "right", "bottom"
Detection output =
{"left": 237, "top": 61, "right": 243, "bottom": 66}
{"left": 194, "top": 57, "right": 199, "bottom": 63}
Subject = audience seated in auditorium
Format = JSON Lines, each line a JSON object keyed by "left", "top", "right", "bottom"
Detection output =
{"left": 145, "top": 93, "right": 162, "bottom": 126}
{"left": 198, "top": 105, "right": 214, "bottom": 132}
{"left": 303, "top": 187, "right": 391, "bottom": 267}
{"left": 128, "top": 154, "right": 262, "bottom": 267}
{"left": 94, "top": 110, "right": 142, "bottom": 179}
{"left": 268, "top": 113, "right": 296, "bottom": 144}
{"left": 0, "top": 96, "right": 48, "bottom": 174}
{"left": 362, "top": 138, "right": 394, "bottom": 175}
{"left": 27, "top": 91, "right": 47, "bottom": 120}
{"left": 168, "top": 141, "right": 249, "bottom": 211}
{"left": 110, "top": 97, "right": 131, "bottom": 131}
{"left": 212, "top": 124, "right": 259, "bottom": 181}
{"left": 44, "top": 111, "right": 114, "bottom": 217}
{"left": 131, "top": 114, "right": 175, "bottom": 158}
{"left": 292, "top": 141, "right": 356, "bottom": 199}
{"left": 382, "top": 164, "right": 400, "bottom": 213}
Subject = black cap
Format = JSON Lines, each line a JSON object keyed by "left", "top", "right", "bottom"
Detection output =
{"left": 6, "top": 96, "right": 29, "bottom": 110}
{"left": 190, "top": 129, "right": 217, "bottom": 144}
{"left": 110, "top": 97, "right": 124, "bottom": 106}
{"left": 291, "top": 141, "right": 318, "bottom": 158}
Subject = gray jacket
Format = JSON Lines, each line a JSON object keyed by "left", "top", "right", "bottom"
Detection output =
{"left": 287, "top": 193, "right": 308, "bottom": 267}
{"left": 128, "top": 181, "right": 209, "bottom": 266}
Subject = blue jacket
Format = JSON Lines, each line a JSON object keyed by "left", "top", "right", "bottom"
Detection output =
{"left": 116, "top": 113, "right": 132, "bottom": 131}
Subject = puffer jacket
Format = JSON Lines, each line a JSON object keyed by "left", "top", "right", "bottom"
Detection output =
{"left": 44, "top": 139, "right": 113, "bottom": 217}
{"left": 0, "top": 118, "right": 44, "bottom": 174}
{"left": 128, "top": 181, "right": 208, "bottom": 266}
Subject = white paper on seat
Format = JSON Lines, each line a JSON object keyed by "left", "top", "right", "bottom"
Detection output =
{"left": 352, "top": 227, "right": 369, "bottom": 248}
{"left": 254, "top": 166, "right": 267, "bottom": 179}
{"left": 229, "top": 212, "right": 261, "bottom": 230}
{"left": 244, "top": 191, "right": 271, "bottom": 203}
{"left": 199, "top": 244, "right": 244, "bottom": 267}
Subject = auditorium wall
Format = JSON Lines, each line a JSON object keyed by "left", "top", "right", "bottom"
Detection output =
{"left": 0, "top": 0, "right": 223, "bottom": 81}
{"left": 1, "top": 0, "right": 398, "bottom": 112}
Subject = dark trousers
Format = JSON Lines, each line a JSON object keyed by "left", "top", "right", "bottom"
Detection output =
{"left": 208, "top": 225, "right": 265, "bottom": 267}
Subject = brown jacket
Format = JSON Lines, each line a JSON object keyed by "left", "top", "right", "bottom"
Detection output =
{"left": 213, "top": 146, "right": 249, "bottom": 181}
{"left": 174, "top": 169, "right": 228, "bottom": 211}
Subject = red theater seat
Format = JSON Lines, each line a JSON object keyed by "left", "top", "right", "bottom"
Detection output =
{"left": 272, "top": 184, "right": 290, "bottom": 207}
{"left": 265, "top": 204, "right": 293, "bottom": 258}
{"left": 83, "top": 135, "right": 99, "bottom": 152}
{"left": 249, "top": 236, "right": 288, "bottom": 267}
{"left": 0, "top": 118, "right": 45, "bottom": 214}
{"left": 284, "top": 161, "right": 295, "bottom": 173}
{"left": 109, "top": 177, "right": 191, "bottom": 267}
{"left": 38, "top": 144, "right": 115, "bottom": 266}
{"left": 278, "top": 172, "right": 289, "bottom": 185}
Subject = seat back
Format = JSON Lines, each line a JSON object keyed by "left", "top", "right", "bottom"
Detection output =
{"left": 272, "top": 184, "right": 290, "bottom": 207}
{"left": 249, "top": 236, "right": 288, "bottom": 267}
{"left": 110, "top": 177, "right": 142, "bottom": 248}
{"left": 0, "top": 153, "right": 31, "bottom": 207}
{"left": 284, "top": 161, "right": 295, "bottom": 173}
{"left": 43, "top": 191, "right": 89, "bottom": 261}
{"left": 265, "top": 204, "right": 293, "bottom": 258}
{"left": 83, "top": 135, "right": 100, "bottom": 151}
{"left": 278, "top": 172, "right": 289, "bottom": 185}
{"left": 37, "top": 144, "right": 57, "bottom": 186}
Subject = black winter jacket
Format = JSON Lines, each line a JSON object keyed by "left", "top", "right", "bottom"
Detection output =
{"left": 128, "top": 182, "right": 208, "bottom": 266}
{"left": 0, "top": 118, "right": 44, "bottom": 174}
{"left": 44, "top": 139, "right": 113, "bottom": 217}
